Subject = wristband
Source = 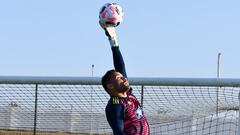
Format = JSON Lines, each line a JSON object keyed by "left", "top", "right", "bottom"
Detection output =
{"left": 109, "top": 38, "right": 119, "bottom": 47}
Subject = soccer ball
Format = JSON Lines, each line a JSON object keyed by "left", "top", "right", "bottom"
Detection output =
{"left": 99, "top": 3, "right": 124, "bottom": 27}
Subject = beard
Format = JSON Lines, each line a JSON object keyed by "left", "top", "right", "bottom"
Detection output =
{"left": 116, "top": 81, "right": 130, "bottom": 93}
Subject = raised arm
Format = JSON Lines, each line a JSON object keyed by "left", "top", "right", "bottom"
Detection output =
{"left": 103, "top": 25, "right": 127, "bottom": 78}
{"left": 112, "top": 47, "right": 127, "bottom": 78}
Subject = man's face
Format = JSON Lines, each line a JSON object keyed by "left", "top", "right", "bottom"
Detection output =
{"left": 109, "top": 72, "right": 130, "bottom": 93}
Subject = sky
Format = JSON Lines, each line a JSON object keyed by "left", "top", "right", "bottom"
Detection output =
{"left": 0, "top": 0, "right": 239, "bottom": 78}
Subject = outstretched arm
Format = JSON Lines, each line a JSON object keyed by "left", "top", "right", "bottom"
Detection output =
{"left": 103, "top": 25, "right": 128, "bottom": 78}
{"left": 112, "top": 46, "right": 127, "bottom": 78}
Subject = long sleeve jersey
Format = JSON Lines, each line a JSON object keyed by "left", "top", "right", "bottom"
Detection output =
{"left": 105, "top": 47, "right": 150, "bottom": 135}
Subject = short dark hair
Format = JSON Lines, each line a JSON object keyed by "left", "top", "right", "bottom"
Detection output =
{"left": 101, "top": 69, "right": 116, "bottom": 94}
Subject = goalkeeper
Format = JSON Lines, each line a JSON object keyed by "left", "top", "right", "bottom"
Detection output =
{"left": 100, "top": 22, "right": 150, "bottom": 135}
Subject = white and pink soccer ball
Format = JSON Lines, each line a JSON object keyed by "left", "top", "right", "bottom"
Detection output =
{"left": 99, "top": 3, "right": 124, "bottom": 27}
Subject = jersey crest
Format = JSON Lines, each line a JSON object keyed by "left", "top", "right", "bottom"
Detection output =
{"left": 136, "top": 107, "right": 143, "bottom": 119}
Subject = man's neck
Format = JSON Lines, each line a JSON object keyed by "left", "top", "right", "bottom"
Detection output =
{"left": 111, "top": 91, "right": 128, "bottom": 98}
{"left": 117, "top": 92, "right": 128, "bottom": 98}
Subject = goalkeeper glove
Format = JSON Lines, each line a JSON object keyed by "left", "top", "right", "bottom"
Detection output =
{"left": 99, "top": 21, "right": 119, "bottom": 47}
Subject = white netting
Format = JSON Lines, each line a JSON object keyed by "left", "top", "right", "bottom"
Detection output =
{"left": 0, "top": 77, "right": 239, "bottom": 135}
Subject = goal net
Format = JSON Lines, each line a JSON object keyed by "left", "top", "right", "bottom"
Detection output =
{"left": 0, "top": 76, "right": 239, "bottom": 135}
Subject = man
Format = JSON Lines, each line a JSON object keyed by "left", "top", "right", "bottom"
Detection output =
{"left": 100, "top": 22, "right": 150, "bottom": 135}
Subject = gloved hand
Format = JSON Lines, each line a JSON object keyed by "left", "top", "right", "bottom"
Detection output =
{"left": 99, "top": 21, "right": 119, "bottom": 47}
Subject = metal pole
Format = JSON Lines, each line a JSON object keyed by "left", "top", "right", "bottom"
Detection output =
{"left": 91, "top": 64, "right": 94, "bottom": 77}
{"left": 238, "top": 92, "right": 240, "bottom": 135}
{"left": 90, "top": 64, "right": 94, "bottom": 135}
{"left": 216, "top": 53, "right": 221, "bottom": 116}
{"left": 33, "top": 84, "right": 38, "bottom": 135}
{"left": 141, "top": 85, "right": 144, "bottom": 107}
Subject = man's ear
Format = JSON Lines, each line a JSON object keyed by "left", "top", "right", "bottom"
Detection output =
{"left": 106, "top": 84, "right": 114, "bottom": 90}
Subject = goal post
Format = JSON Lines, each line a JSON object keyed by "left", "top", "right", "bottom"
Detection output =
{"left": 0, "top": 76, "right": 239, "bottom": 135}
